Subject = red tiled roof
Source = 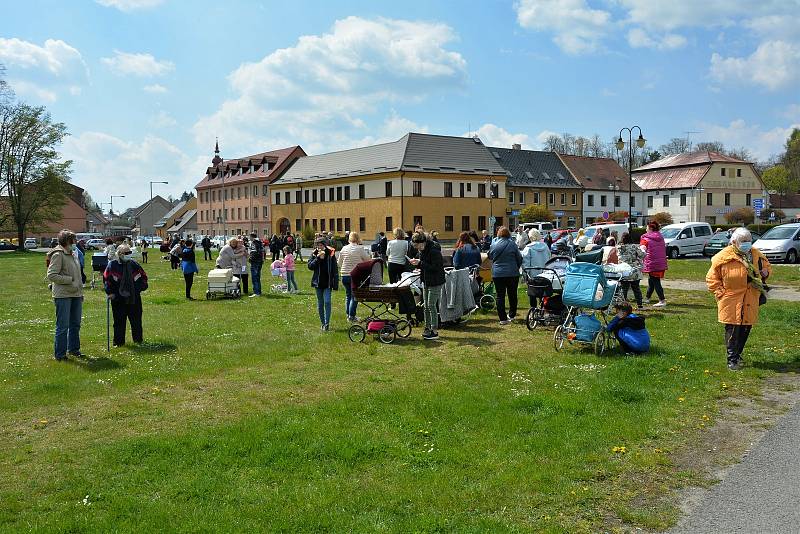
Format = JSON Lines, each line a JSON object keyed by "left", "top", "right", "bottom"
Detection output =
{"left": 770, "top": 193, "right": 800, "bottom": 209}
{"left": 195, "top": 146, "right": 305, "bottom": 189}
{"left": 557, "top": 154, "right": 642, "bottom": 192}
{"left": 632, "top": 165, "right": 709, "bottom": 190}
{"left": 634, "top": 151, "right": 746, "bottom": 172}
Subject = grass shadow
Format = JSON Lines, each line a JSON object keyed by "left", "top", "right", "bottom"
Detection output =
{"left": 263, "top": 293, "right": 291, "bottom": 300}
{"left": 129, "top": 341, "right": 178, "bottom": 354}
{"left": 67, "top": 356, "right": 124, "bottom": 372}
{"left": 750, "top": 359, "right": 800, "bottom": 373}
{"left": 150, "top": 296, "right": 183, "bottom": 305}
{"left": 452, "top": 336, "right": 495, "bottom": 348}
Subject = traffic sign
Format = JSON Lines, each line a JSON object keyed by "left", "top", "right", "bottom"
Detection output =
{"left": 752, "top": 198, "right": 764, "bottom": 209}
{"left": 511, "top": 210, "right": 520, "bottom": 216}
{"left": 769, "top": 212, "right": 776, "bottom": 220}
{"left": 602, "top": 211, "right": 610, "bottom": 219}
{"left": 755, "top": 208, "right": 762, "bottom": 217}
{"left": 555, "top": 211, "right": 565, "bottom": 216}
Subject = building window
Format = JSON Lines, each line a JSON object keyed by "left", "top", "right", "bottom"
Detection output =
{"left": 571, "top": 193, "right": 577, "bottom": 206}
{"left": 461, "top": 215, "right": 470, "bottom": 231}
{"left": 631, "top": 196, "right": 635, "bottom": 208}
{"left": 518, "top": 191, "right": 525, "bottom": 204}
{"left": 534, "top": 192, "right": 540, "bottom": 204}
{"left": 679, "top": 193, "right": 687, "bottom": 206}
{"left": 359, "top": 217, "right": 366, "bottom": 232}
{"left": 263, "top": 185, "right": 268, "bottom": 196}
{"left": 467, "top": 182, "right": 472, "bottom": 192}
{"left": 237, "top": 187, "right": 241, "bottom": 199}
{"left": 344, "top": 218, "right": 351, "bottom": 231}
{"left": 253, "top": 185, "right": 258, "bottom": 197}
{"left": 320, "top": 219, "right": 326, "bottom": 231}
{"left": 549, "top": 192, "right": 555, "bottom": 205}
{"left": 359, "top": 184, "right": 365, "bottom": 199}
{"left": 663, "top": 195, "right": 670, "bottom": 207}
{"left": 244, "top": 187, "right": 248, "bottom": 199}
{"left": 245, "top": 207, "right": 248, "bottom": 219}
{"left": 459, "top": 183, "right": 465, "bottom": 197}
{"left": 237, "top": 208, "right": 242, "bottom": 220}
{"left": 312, "top": 219, "right": 318, "bottom": 231}
{"left": 746, "top": 193, "right": 751, "bottom": 206}
{"left": 442, "top": 182, "right": 452, "bottom": 198}
{"left": 508, "top": 190, "right": 515, "bottom": 204}
{"left": 336, "top": 218, "right": 343, "bottom": 232}
{"left": 385, "top": 181, "right": 393, "bottom": 197}
{"left": 320, "top": 189, "right": 326, "bottom": 202}
{"left": 336, "top": 187, "right": 342, "bottom": 201}
{"left": 413, "top": 181, "right": 422, "bottom": 197}
{"left": 285, "top": 191, "right": 290, "bottom": 204}
{"left": 329, "top": 218, "right": 334, "bottom": 232}
{"left": 560, "top": 193, "right": 566, "bottom": 205}
{"left": 491, "top": 184, "right": 499, "bottom": 199}
{"left": 263, "top": 206, "right": 268, "bottom": 218}
{"left": 707, "top": 192, "right": 713, "bottom": 206}
{"left": 345, "top": 186, "right": 351, "bottom": 200}
{"left": 224, "top": 189, "right": 228, "bottom": 201}
{"left": 295, "top": 191, "right": 301, "bottom": 204}
{"left": 600, "top": 195, "right": 607, "bottom": 207}
{"left": 724, "top": 192, "right": 731, "bottom": 206}
{"left": 413, "top": 215, "right": 423, "bottom": 227}
{"left": 736, "top": 168, "right": 742, "bottom": 177}
{"left": 587, "top": 194, "right": 594, "bottom": 207}
{"left": 386, "top": 217, "right": 393, "bottom": 231}
{"left": 478, "top": 216, "right": 486, "bottom": 231}
{"left": 329, "top": 187, "right": 334, "bottom": 201}
{"left": 304, "top": 190, "right": 309, "bottom": 203}
{"left": 275, "top": 192, "right": 280, "bottom": 205}
{"left": 614, "top": 196, "right": 621, "bottom": 208}
{"left": 444, "top": 216, "right": 453, "bottom": 232}
{"left": 721, "top": 167, "right": 726, "bottom": 176}
{"left": 296, "top": 219, "right": 301, "bottom": 231}
{"left": 312, "top": 189, "right": 317, "bottom": 202}
{"left": 478, "top": 183, "right": 486, "bottom": 198}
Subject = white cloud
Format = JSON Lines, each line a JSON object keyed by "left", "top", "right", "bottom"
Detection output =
{"left": 783, "top": 104, "right": 800, "bottom": 121}
{"left": 0, "top": 37, "right": 88, "bottom": 101}
{"left": 627, "top": 28, "right": 687, "bottom": 50}
{"left": 515, "top": 0, "right": 611, "bottom": 55}
{"left": 194, "top": 16, "right": 466, "bottom": 156}
{"left": 61, "top": 131, "right": 201, "bottom": 210}
{"left": 95, "top": 0, "right": 164, "bottom": 11}
{"left": 698, "top": 119, "right": 800, "bottom": 161}
{"left": 710, "top": 40, "right": 800, "bottom": 91}
{"left": 143, "top": 83, "right": 167, "bottom": 94}
{"left": 464, "top": 124, "right": 532, "bottom": 149}
{"left": 101, "top": 50, "right": 174, "bottom": 77}
{"left": 149, "top": 110, "right": 177, "bottom": 128}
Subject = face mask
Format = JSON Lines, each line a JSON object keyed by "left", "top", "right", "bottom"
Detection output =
{"left": 120, "top": 254, "right": 131, "bottom": 262}
{"left": 738, "top": 242, "right": 752, "bottom": 253}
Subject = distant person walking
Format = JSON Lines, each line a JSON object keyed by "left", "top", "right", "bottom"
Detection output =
{"left": 248, "top": 232, "right": 265, "bottom": 297}
{"left": 201, "top": 236, "right": 212, "bottom": 260}
{"left": 337, "top": 231, "right": 371, "bottom": 322}
{"left": 308, "top": 237, "right": 339, "bottom": 331}
{"left": 641, "top": 221, "right": 668, "bottom": 307}
{"left": 139, "top": 239, "right": 148, "bottom": 264}
{"left": 617, "top": 232, "right": 645, "bottom": 308}
{"left": 409, "top": 231, "right": 445, "bottom": 340}
{"left": 489, "top": 226, "right": 523, "bottom": 325}
{"left": 283, "top": 246, "right": 298, "bottom": 292}
{"left": 46, "top": 230, "right": 85, "bottom": 360}
{"left": 181, "top": 239, "right": 199, "bottom": 300}
{"left": 104, "top": 244, "right": 148, "bottom": 347}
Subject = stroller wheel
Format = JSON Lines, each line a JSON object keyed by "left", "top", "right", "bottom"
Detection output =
{"left": 378, "top": 325, "right": 396, "bottom": 344}
{"left": 553, "top": 325, "right": 565, "bottom": 351}
{"left": 594, "top": 330, "right": 606, "bottom": 356}
{"left": 395, "top": 320, "right": 412, "bottom": 338}
{"left": 348, "top": 324, "right": 366, "bottom": 343}
{"left": 526, "top": 308, "right": 538, "bottom": 331}
{"left": 479, "top": 294, "right": 496, "bottom": 311}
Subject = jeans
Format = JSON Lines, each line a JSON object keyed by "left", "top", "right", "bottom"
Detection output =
{"left": 494, "top": 276, "right": 520, "bottom": 321}
{"left": 111, "top": 295, "right": 143, "bottom": 346}
{"left": 184, "top": 272, "right": 194, "bottom": 298}
{"left": 141, "top": 251, "right": 148, "bottom": 264}
{"left": 621, "top": 280, "right": 643, "bottom": 307}
{"left": 54, "top": 297, "right": 82, "bottom": 358}
{"left": 203, "top": 247, "right": 212, "bottom": 261}
{"left": 725, "top": 324, "right": 752, "bottom": 363}
{"left": 423, "top": 284, "right": 442, "bottom": 332}
{"left": 341, "top": 275, "right": 358, "bottom": 319}
{"left": 315, "top": 287, "right": 332, "bottom": 327}
{"left": 251, "top": 262, "right": 263, "bottom": 295}
{"left": 286, "top": 270, "right": 298, "bottom": 291}
{"left": 646, "top": 275, "right": 665, "bottom": 301}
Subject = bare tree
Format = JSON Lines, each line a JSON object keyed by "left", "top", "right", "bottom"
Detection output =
{"left": 542, "top": 134, "right": 564, "bottom": 153}
{"left": 659, "top": 137, "right": 692, "bottom": 155}
{"left": 695, "top": 141, "right": 725, "bottom": 153}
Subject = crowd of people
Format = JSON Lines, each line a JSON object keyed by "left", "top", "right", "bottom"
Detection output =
{"left": 43, "top": 219, "right": 772, "bottom": 371}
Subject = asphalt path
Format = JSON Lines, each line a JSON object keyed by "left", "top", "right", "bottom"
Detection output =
{"left": 671, "top": 400, "right": 800, "bottom": 533}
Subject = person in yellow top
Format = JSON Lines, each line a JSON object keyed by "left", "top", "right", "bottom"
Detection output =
{"left": 706, "top": 228, "right": 771, "bottom": 370}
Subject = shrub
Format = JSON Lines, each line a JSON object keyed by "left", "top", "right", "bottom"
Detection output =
{"left": 302, "top": 225, "right": 315, "bottom": 243}
{"left": 650, "top": 212, "right": 673, "bottom": 226}
{"left": 724, "top": 207, "right": 755, "bottom": 225}
{"left": 520, "top": 205, "right": 555, "bottom": 223}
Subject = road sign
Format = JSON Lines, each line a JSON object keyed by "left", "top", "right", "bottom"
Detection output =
{"left": 602, "top": 211, "right": 610, "bottom": 219}
{"left": 555, "top": 211, "right": 564, "bottom": 217}
{"left": 769, "top": 212, "right": 776, "bottom": 220}
{"left": 752, "top": 198, "right": 764, "bottom": 209}
{"left": 755, "top": 208, "right": 762, "bottom": 217}
{"left": 511, "top": 210, "right": 520, "bottom": 216}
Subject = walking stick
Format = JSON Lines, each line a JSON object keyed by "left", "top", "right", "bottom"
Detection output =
{"left": 106, "top": 295, "right": 111, "bottom": 353}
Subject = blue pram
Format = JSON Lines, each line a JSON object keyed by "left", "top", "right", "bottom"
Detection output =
{"left": 553, "top": 261, "right": 624, "bottom": 355}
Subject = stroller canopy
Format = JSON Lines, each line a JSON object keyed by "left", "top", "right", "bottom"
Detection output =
{"left": 350, "top": 258, "right": 384, "bottom": 289}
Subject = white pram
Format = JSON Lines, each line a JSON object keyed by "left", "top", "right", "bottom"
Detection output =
{"left": 206, "top": 268, "right": 241, "bottom": 299}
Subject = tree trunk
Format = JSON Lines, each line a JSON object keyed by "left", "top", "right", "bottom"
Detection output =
{"left": 16, "top": 224, "right": 24, "bottom": 251}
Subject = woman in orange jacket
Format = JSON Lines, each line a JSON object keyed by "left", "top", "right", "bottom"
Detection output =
{"left": 705, "top": 228, "right": 771, "bottom": 370}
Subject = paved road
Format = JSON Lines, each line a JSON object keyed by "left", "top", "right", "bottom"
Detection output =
{"left": 660, "top": 279, "right": 800, "bottom": 302}
{"left": 670, "top": 400, "right": 800, "bottom": 533}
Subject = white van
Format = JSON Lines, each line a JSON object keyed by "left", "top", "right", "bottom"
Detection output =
{"left": 660, "top": 222, "right": 713, "bottom": 258}
{"left": 520, "top": 222, "right": 554, "bottom": 232}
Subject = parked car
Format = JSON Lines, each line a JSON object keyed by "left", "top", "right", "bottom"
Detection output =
{"left": 520, "top": 221, "right": 554, "bottom": 232}
{"left": 753, "top": 223, "right": 800, "bottom": 263}
{"left": 0, "top": 240, "right": 16, "bottom": 251}
{"left": 703, "top": 231, "right": 761, "bottom": 257}
{"left": 660, "top": 222, "right": 713, "bottom": 258}
{"left": 24, "top": 238, "right": 38, "bottom": 249}
{"left": 85, "top": 238, "right": 106, "bottom": 250}
{"left": 49, "top": 238, "right": 58, "bottom": 248}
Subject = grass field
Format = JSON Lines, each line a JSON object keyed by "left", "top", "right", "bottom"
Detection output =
{"left": 665, "top": 258, "right": 800, "bottom": 288}
{"left": 1, "top": 252, "right": 799, "bottom": 532}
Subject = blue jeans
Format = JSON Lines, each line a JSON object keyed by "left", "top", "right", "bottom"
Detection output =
{"left": 423, "top": 285, "right": 442, "bottom": 333}
{"left": 250, "top": 262, "right": 263, "bottom": 295}
{"left": 286, "top": 270, "right": 298, "bottom": 291}
{"left": 315, "top": 287, "right": 332, "bottom": 326}
{"left": 341, "top": 275, "right": 358, "bottom": 319}
{"left": 54, "top": 297, "right": 82, "bottom": 358}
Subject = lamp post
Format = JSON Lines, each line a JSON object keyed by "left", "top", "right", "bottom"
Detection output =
{"left": 485, "top": 177, "right": 497, "bottom": 234}
{"left": 616, "top": 126, "right": 646, "bottom": 231}
{"left": 110, "top": 195, "right": 125, "bottom": 216}
{"left": 149, "top": 180, "right": 169, "bottom": 203}
{"left": 692, "top": 186, "right": 705, "bottom": 222}
{"left": 608, "top": 179, "right": 621, "bottom": 219}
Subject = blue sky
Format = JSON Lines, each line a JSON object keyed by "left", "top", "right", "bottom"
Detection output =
{"left": 2, "top": 0, "right": 798, "bottom": 210}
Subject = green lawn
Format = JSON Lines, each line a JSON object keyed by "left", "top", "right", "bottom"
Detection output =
{"left": 666, "top": 258, "right": 800, "bottom": 288}
{"left": 1, "top": 252, "right": 798, "bottom": 532}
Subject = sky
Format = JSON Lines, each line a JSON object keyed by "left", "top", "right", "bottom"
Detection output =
{"left": 2, "top": 0, "right": 799, "bottom": 211}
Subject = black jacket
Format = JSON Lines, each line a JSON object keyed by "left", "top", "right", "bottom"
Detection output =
{"left": 249, "top": 238, "right": 264, "bottom": 264}
{"left": 418, "top": 240, "right": 445, "bottom": 287}
{"left": 308, "top": 247, "right": 339, "bottom": 290}
{"left": 201, "top": 237, "right": 211, "bottom": 249}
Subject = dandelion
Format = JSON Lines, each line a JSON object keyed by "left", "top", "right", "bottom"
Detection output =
{"left": 702, "top": 414, "right": 710, "bottom": 421}
{"left": 653, "top": 448, "right": 664, "bottom": 454}
{"left": 721, "top": 383, "right": 729, "bottom": 390}
{"left": 678, "top": 355, "right": 686, "bottom": 360}
{"left": 704, "top": 369, "right": 710, "bottom": 374}
{"left": 612, "top": 446, "right": 627, "bottom": 454}
{"left": 678, "top": 397, "right": 685, "bottom": 402}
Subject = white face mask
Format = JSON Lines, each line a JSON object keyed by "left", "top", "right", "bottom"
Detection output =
{"left": 120, "top": 254, "right": 131, "bottom": 262}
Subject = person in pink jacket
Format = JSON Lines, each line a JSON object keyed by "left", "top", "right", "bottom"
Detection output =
{"left": 640, "top": 221, "right": 668, "bottom": 307}
{"left": 282, "top": 246, "right": 298, "bottom": 293}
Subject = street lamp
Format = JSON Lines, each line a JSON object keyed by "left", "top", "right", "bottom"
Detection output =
{"left": 110, "top": 195, "right": 125, "bottom": 216}
{"left": 149, "top": 180, "right": 169, "bottom": 203}
{"left": 608, "top": 179, "right": 621, "bottom": 219}
{"left": 615, "top": 126, "right": 646, "bottom": 231}
{"left": 485, "top": 177, "right": 497, "bottom": 234}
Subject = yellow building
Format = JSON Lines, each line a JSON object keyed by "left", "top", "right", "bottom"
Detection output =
{"left": 269, "top": 133, "right": 508, "bottom": 240}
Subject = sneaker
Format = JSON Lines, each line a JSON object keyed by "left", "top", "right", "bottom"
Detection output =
{"left": 652, "top": 300, "right": 667, "bottom": 308}
{"left": 54, "top": 355, "right": 67, "bottom": 361}
{"left": 499, "top": 319, "right": 512, "bottom": 325}
{"left": 727, "top": 360, "right": 742, "bottom": 371}
{"left": 352, "top": 316, "right": 361, "bottom": 323}
{"left": 428, "top": 331, "right": 440, "bottom": 340}
{"left": 323, "top": 324, "right": 330, "bottom": 332}
{"left": 422, "top": 330, "right": 438, "bottom": 340}
{"left": 68, "top": 351, "right": 85, "bottom": 358}
{"left": 248, "top": 294, "right": 259, "bottom": 298}
{"left": 421, "top": 329, "right": 432, "bottom": 338}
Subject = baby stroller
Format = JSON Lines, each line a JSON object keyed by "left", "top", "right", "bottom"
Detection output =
{"left": 553, "top": 262, "right": 624, "bottom": 355}
{"left": 270, "top": 260, "right": 288, "bottom": 293}
{"left": 523, "top": 256, "right": 572, "bottom": 330}
{"left": 90, "top": 253, "right": 108, "bottom": 290}
{"left": 205, "top": 268, "right": 241, "bottom": 299}
{"left": 348, "top": 259, "right": 414, "bottom": 344}
{"left": 468, "top": 264, "right": 496, "bottom": 311}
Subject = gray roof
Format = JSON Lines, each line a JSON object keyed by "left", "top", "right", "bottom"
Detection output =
{"left": 154, "top": 200, "right": 187, "bottom": 228}
{"left": 167, "top": 210, "right": 196, "bottom": 233}
{"left": 489, "top": 147, "right": 581, "bottom": 189}
{"left": 273, "top": 133, "right": 507, "bottom": 185}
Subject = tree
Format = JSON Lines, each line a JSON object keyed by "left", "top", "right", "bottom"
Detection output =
{"left": 783, "top": 128, "right": 800, "bottom": 185}
{"left": 725, "top": 207, "right": 755, "bottom": 225}
{"left": 598, "top": 211, "right": 628, "bottom": 222}
{"left": 695, "top": 141, "right": 725, "bottom": 153}
{"left": 650, "top": 212, "right": 673, "bottom": 226}
{"left": 542, "top": 134, "right": 564, "bottom": 153}
{"left": 762, "top": 165, "right": 799, "bottom": 205}
{"left": 179, "top": 190, "right": 195, "bottom": 202}
{"left": 0, "top": 63, "right": 12, "bottom": 103}
{"left": 0, "top": 101, "right": 71, "bottom": 250}
{"left": 659, "top": 137, "right": 692, "bottom": 155}
{"left": 645, "top": 150, "right": 662, "bottom": 163}
{"left": 760, "top": 208, "right": 786, "bottom": 222}
{"left": 519, "top": 204, "right": 554, "bottom": 223}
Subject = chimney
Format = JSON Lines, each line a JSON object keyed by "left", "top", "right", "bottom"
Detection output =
{"left": 512, "top": 143, "right": 522, "bottom": 150}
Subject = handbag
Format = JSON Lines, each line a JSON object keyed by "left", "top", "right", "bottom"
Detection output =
{"left": 757, "top": 257, "right": 769, "bottom": 306}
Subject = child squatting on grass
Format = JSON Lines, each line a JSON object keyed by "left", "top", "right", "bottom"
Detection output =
{"left": 606, "top": 302, "right": 650, "bottom": 354}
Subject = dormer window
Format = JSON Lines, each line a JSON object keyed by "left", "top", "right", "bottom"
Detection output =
{"left": 249, "top": 165, "right": 254, "bottom": 173}
{"left": 262, "top": 163, "right": 269, "bottom": 172}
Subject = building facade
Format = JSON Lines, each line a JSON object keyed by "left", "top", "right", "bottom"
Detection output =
{"left": 132, "top": 195, "right": 173, "bottom": 237}
{"left": 153, "top": 197, "right": 197, "bottom": 238}
{"left": 194, "top": 142, "right": 305, "bottom": 237}
{"left": 269, "top": 133, "right": 508, "bottom": 240}
{"left": 558, "top": 154, "right": 645, "bottom": 227}
{"left": 490, "top": 145, "right": 582, "bottom": 229}
{"left": 632, "top": 152, "right": 767, "bottom": 225}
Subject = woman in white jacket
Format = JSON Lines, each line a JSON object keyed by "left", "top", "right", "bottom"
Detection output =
{"left": 337, "top": 231, "right": 372, "bottom": 322}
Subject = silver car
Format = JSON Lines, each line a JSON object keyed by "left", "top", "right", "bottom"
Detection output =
{"left": 753, "top": 223, "right": 800, "bottom": 263}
